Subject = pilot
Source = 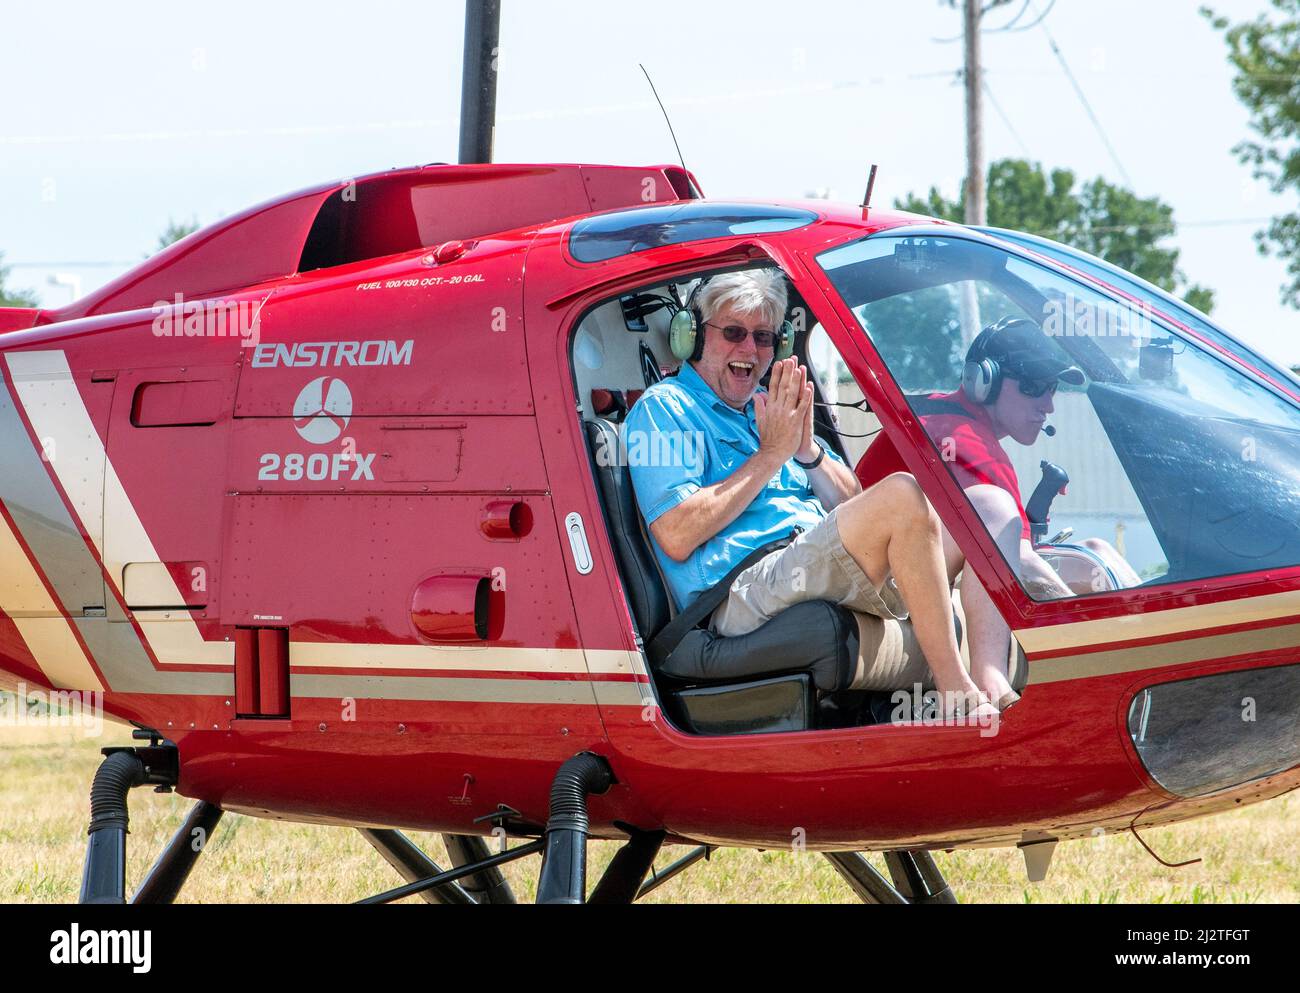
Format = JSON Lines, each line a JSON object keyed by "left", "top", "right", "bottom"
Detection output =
{"left": 856, "top": 316, "right": 1142, "bottom": 707}
{"left": 625, "top": 269, "right": 996, "bottom": 717}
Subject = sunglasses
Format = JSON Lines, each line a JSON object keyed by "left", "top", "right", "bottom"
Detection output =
{"left": 1015, "top": 377, "right": 1059, "bottom": 398}
{"left": 704, "top": 322, "right": 779, "bottom": 349}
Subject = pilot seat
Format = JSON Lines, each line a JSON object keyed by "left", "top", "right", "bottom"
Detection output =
{"left": 583, "top": 411, "right": 967, "bottom": 735}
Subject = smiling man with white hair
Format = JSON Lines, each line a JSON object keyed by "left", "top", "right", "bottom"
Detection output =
{"left": 624, "top": 268, "right": 995, "bottom": 716}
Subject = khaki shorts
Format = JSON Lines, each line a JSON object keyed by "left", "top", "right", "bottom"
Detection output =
{"left": 711, "top": 506, "right": 909, "bottom": 638}
{"left": 710, "top": 507, "right": 962, "bottom": 692}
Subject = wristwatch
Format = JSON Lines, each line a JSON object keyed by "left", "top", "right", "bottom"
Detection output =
{"left": 794, "top": 443, "right": 825, "bottom": 470}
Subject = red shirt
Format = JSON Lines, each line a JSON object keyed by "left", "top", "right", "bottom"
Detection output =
{"left": 855, "top": 391, "right": 1031, "bottom": 541}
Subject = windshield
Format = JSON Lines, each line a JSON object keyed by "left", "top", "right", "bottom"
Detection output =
{"left": 818, "top": 231, "right": 1300, "bottom": 599}
{"left": 976, "top": 225, "right": 1298, "bottom": 390}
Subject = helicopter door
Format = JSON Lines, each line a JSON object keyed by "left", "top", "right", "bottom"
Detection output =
{"left": 523, "top": 236, "right": 866, "bottom": 734}
{"left": 102, "top": 322, "right": 243, "bottom": 675}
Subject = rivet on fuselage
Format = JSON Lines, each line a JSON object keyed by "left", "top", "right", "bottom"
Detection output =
{"left": 318, "top": 722, "right": 327, "bottom": 732}
{"left": 397, "top": 724, "right": 406, "bottom": 734}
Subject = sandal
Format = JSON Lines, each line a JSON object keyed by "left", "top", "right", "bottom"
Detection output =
{"left": 941, "top": 691, "right": 999, "bottom": 722}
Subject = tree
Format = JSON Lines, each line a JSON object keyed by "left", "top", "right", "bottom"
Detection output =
{"left": 860, "top": 283, "right": 1049, "bottom": 391}
{"left": 1204, "top": 2, "right": 1300, "bottom": 308}
{"left": 153, "top": 216, "right": 201, "bottom": 254}
{"left": 0, "top": 252, "right": 39, "bottom": 308}
{"left": 896, "top": 158, "right": 1216, "bottom": 314}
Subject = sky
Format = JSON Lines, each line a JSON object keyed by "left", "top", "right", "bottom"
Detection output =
{"left": 2, "top": 0, "right": 1297, "bottom": 365}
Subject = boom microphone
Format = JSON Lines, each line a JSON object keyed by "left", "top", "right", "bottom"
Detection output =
{"left": 1042, "top": 424, "right": 1056, "bottom": 437}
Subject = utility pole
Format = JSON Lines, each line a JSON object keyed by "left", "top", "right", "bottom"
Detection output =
{"left": 959, "top": 0, "right": 986, "bottom": 344}
{"left": 459, "top": 0, "right": 501, "bottom": 164}
{"left": 963, "top": 0, "right": 986, "bottom": 226}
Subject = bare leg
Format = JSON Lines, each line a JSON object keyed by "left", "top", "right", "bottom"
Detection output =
{"left": 959, "top": 485, "right": 1029, "bottom": 705}
{"left": 961, "top": 563, "right": 1016, "bottom": 705}
{"left": 835, "top": 474, "right": 985, "bottom": 706}
{"left": 1080, "top": 538, "right": 1143, "bottom": 588}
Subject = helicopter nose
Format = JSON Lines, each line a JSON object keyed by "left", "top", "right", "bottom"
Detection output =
{"left": 1126, "top": 664, "right": 1300, "bottom": 799}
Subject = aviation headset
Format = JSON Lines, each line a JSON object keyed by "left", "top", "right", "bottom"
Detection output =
{"left": 961, "top": 315, "right": 1038, "bottom": 405}
{"left": 668, "top": 275, "right": 796, "bottom": 363}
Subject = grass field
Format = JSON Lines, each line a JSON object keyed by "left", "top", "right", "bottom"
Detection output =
{"left": 2, "top": 723, "right": 1296, "bottom": 904}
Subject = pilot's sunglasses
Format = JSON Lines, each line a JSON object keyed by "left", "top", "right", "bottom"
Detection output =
{"left": 706, "top": 322, "right": 778, "bottom": 348}
{"left": 1016, "top": 377, "right": 1059, "bottom": 398}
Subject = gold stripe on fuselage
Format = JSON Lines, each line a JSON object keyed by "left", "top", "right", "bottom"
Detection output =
{"left": 1014, "top": 588, "right": 1300, "bottom": 657}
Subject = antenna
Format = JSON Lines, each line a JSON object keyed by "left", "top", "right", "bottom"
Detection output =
{"left": 640, "top": 63, "right": 688, "bottom": 175}
{"left": 862, "top": 164, "right": 879, "bottom": 209}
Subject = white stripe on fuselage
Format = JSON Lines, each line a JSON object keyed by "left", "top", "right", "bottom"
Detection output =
{"left": 5, "top": 350, "right": 232, "bottom": 668}
{"left": 0, "top": 510, "right": 104, "bottom": 691}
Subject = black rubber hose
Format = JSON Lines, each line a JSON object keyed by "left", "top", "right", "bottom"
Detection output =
{"left": 536, "top": 753, "right": 615, "bottom": 903}
{"left": 546, "top": 752, "right": 614, "bottom": 833}
{"left": 88, "top": 751, "right": 147, "bottom": 835}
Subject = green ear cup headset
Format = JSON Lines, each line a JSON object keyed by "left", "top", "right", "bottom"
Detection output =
{"left": 668, "top": 275, "right": 796, "bottom": 363}
{"left": 666, "top": 284, "right": 707, "bottom": 361}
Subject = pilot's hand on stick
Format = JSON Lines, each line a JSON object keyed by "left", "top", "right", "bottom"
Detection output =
{"left": 755, "top": 358, "right": 810, "bottom": 466}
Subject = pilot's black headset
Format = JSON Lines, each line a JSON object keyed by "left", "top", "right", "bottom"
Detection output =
{"left": 961, "top": 315, "right": 1035, "bottom": 405}
{"left": 668, "top": 274, "right": 796, "bottom": 363}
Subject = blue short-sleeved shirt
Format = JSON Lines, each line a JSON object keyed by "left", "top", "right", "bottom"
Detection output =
{"left": 624, "top": 361, "right": 845, "bottom": 610}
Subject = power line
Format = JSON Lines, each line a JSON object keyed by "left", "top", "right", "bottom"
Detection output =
{"left": 1014, "top": 217, "right": 1275, "bottom": 239}
{"left": 982, "top": 78, "right": 1032, "bottom": 157}
{"left": 991, "top": 1, "right": 1032, "bottom": 32}
{"left": 1032, "top": 2, "right": 1134, "bottom": 187}
{"left": 0, "top": 70, "right": 962, "bottom": 147}
{"left": 932, "top": 0, "right": 1019, "bottom": 42}
{"left": 998, "top": 0, "right": 1056, "bottom": 32}
{"left": 1085, "top": 216, "right": 1275, "bottom": 234}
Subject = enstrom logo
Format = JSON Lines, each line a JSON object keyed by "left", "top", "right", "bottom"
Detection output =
{"left": 292, "top": 376, "right": 352, "bottom": 444}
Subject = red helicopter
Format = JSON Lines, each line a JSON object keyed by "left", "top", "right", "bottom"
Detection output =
{"left": 2, "top": 153, "right": 1298, "bottom": 905}
{"left": 3, "top": 0, "right": 1299, "bottom": 903}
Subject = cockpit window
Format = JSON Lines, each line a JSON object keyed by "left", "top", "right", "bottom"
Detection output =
{"left": 977, "top": 225, "right": 1299, "bottom": 391}
{"left": 818, "top": 232, "right": 1300, "bottom": 599}
{"left": 567, "top": 202, "right": 816, "bottom": 263}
